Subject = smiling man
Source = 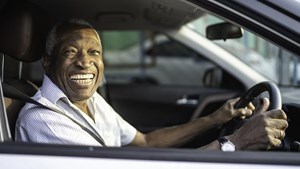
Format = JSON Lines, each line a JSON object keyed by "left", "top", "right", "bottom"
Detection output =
{"left": 15, "top": 19, "right": 288, "bottom": 150}
{"left": 15, "top": 19, "right": 138, "bottom": 146}
{"left": 43, "top": 22, "right": 104, "bottom": 120}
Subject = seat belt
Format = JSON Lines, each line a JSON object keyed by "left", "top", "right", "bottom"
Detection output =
{"left": 2, "top": 82, "right": 107, "bottom": 147}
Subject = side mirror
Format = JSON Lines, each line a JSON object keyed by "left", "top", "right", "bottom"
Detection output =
{"left": 206, "top": 22, "right": 243, "bottom": 41}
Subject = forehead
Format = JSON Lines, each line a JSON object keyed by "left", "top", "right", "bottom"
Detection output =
{"left": 58, "top": 27, "right": 101, "bottom": 46}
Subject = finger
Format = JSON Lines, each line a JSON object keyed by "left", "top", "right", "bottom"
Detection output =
{"left": 267, "top": 118, "right": 289, "bottom": 130}
{"left": 229, "top": 97, "right": 241, "bottom": 106}
{"left": 246, "top": 102, "right": 255, "bottom": 111}
{"left": 273, "top": 129, "right": 286, "bottom": 140}
{"left": 254, "top": 98, "right": 270, "bottom": 115}
{"left": 266, "top": 109, "right": 287, "bottom": 120}
{"left": 280, "top": 130, "right": 285, "bottom": 139}
{"left": 269, "top": 138, "right": 282, "bottom": 149}
{"left": 237, "top": 108, "right": 253, "bottom": 117}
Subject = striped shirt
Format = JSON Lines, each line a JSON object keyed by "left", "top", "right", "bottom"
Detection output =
{"left": 15, "top": 75, "right": 137, "bottom": 147}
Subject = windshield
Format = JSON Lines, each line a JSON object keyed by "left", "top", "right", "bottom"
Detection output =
{"left": 187, "top": 14, "right": 300, "bottom": 87}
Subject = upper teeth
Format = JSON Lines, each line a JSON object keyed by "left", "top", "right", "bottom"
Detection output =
{"left": 70, "top": 74, "right": 94, "bottom": 80}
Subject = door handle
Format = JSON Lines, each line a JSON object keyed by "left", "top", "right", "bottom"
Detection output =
{"left": 176, "top": 96, "right": 198, "bottom": 105}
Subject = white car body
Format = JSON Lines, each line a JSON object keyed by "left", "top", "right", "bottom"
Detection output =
{"left": 0, "top": 0, "right": 300, "bottom": 168}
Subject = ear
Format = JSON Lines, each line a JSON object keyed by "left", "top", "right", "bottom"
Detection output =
{"left": 41, "top": 53, "right": 52, "bottom": 75}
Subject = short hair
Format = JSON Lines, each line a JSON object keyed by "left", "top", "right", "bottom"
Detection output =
{"left": 45, "top": 19, "right": 95, "bottom": 56}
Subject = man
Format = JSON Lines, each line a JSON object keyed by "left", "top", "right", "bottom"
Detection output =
{"left": 15, "top": 19, "right": 288, "bottom": 150}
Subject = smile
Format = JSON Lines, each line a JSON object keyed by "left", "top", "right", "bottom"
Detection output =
{"left": 70, "top": 74, "right": 94, "bottom": 84}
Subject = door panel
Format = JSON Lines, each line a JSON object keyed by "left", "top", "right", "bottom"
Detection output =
{"left": 106, "top": 83, "right": 240, "bottom": 133}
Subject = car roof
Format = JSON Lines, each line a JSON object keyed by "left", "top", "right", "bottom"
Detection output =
{"left": 26, "top": 0, "right": 204, "bottom": 31}
{"left": 3, "top": 0, "right": 295, "bottom": 56}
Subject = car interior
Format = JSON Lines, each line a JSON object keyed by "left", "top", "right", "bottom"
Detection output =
{"left": 0, "top": 0, "right": 237, "bottom": 147}
{"left": 0, "top": 0, "right": 300, "bottom": 152}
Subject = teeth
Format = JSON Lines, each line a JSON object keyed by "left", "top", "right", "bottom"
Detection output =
{"left": 70, "top": 74, "right": 94, "bottom": 80}
{"left": 72, "top": 79, "right": 92, "bottom": 84}
{"left": 70, "top": 74, "right": 94, "bottom": 85}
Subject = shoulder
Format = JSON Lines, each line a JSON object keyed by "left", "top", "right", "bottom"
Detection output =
{"left": 16, "top": 94, "right": 61, "bottom": 128}
{"left": 17, "top": 104, "right": 52, "bottom": 125}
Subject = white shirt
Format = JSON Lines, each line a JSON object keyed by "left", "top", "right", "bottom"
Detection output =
{"left": 15, "top": 75, "right": 137, "bottom": 147}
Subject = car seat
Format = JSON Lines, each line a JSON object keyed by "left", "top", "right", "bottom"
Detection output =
{"left": 0, "top": 0, "right": 52, "bottom": 140}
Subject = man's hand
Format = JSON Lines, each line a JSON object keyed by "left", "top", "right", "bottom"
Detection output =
{"left": 210, "top": 97, "right": 255, "bottom": 126}
{"left": 228, "top": 98, "right": 288, "bottom": 150}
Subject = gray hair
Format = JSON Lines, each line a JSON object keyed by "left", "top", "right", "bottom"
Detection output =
{"left": 45, "top": 19, "right": 95, "bottom": 56}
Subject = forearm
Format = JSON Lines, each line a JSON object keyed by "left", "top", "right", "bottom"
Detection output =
{"left": 198, "top": 140, "right": 220, "bottom": 150}
{"left": 142, "top": 114, "right": 224, "bottom": 147}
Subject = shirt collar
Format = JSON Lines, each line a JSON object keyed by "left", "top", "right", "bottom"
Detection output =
{"left": 40, "top": 74, "right": 68, "bottom": 104}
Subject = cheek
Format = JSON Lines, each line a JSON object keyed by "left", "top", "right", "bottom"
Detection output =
{"left": 95, "top": 59, "right": 104, "bottom": 72}
{"left": 100, "top": 61, "right": 104, "bottom": 72}
{"left": 95, "top": 60, "right": 104, "bottom": 83}
{"left": 52, "top": 59, "right": 71, "bottom": 79}
{"left": 55, "top": 61, "right": 68, "bottom": 74}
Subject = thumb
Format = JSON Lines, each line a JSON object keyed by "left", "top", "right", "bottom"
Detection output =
{"left": 254, "top": 97, "right": 270, "bottom": 115}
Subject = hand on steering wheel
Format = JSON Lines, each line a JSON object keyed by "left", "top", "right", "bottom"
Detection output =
{"left": 221, "top": 81, "right": 288, "bottom": 150}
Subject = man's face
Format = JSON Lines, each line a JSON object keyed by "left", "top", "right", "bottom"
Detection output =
{"left": 47, "top": 27, "right": 104, "bottom": 103}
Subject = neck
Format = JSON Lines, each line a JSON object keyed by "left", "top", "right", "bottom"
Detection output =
{"left": 73, "top": 101, "right": 88, "bottom": 112}
{"left": 72, "top": 100, "right": 95, "bottom": 122}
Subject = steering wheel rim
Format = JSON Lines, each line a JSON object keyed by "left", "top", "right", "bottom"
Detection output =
{"left": 234, "top": 81, "right": 282, "bottom": 110}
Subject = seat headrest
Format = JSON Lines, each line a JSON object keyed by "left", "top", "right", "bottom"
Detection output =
{"left": 0, "top": 0, "right": 51, "bottom": 62}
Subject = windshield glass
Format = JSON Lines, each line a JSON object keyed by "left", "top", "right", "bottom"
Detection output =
{"left": 187, "top": 14, "right": 300, "bottom": 87}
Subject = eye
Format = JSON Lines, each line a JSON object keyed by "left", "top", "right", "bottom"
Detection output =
{"left": 63, "top": 48, "right": 77, "bottom": 58}
{"left": 89, "top": 50, "right": 101, "bottom": 56}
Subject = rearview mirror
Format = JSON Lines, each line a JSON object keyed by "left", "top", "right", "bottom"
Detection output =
{"left": 206, "top": 22, "right": 243, "bottom": 41}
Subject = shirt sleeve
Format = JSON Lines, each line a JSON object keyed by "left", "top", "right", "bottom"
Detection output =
{"left": 93, "top": 92, "right": 137, "bottom": 146}
{"left": 114, "top": 111, "right": 137, "bottom": 146}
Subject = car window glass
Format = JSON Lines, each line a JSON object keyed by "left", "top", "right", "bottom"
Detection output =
{"left": 188, "top": 14, "right": 300, "bottom": 86}
{"left": 102, "top": 31, "right": 218, "bottom": 86}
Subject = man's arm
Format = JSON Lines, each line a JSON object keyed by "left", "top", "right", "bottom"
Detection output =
{"left": 129, "top": 98, "right": 288, "bottom": 151}
{"left": 128, "top": 98, "right": 254, "bottom": 148}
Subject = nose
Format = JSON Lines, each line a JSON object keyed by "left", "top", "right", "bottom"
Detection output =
{"left": 75, "top": 52, "right": 94, "bottom": 69}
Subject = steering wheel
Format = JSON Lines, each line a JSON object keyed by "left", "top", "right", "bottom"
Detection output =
{"left": 234, "top": 81, "right": 281, "bottom": 110}
{"left": 220, "top": 81, "right": 293, "bottom": 150}
{"left": 220, "top": 81, "right": 282, "bottom": 137}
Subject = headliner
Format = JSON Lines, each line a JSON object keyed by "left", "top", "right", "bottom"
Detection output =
{"left": 28, "top": 0, "right": 204, "bottom": 31}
